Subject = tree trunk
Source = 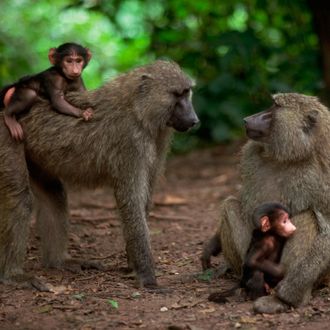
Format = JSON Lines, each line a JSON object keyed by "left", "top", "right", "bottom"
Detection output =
{"left": 308, "top": 1, "right": 330, "bottom": 102}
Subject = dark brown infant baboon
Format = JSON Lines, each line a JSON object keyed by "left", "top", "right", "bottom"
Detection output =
{"left": 0, "top": 60, "right": 199, "bottom": 291}
{"left": 202, "top": 93, "right": 330, "bottom": 313}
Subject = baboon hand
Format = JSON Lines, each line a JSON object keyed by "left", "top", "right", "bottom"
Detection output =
{"left": 81, "top": 107, "right": 94, "bottom": 121}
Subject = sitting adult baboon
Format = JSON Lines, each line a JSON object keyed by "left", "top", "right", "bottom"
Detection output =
{"left": 202, "top": 93, "right": 330, "bottom": 313}
{"left": 0, "top": 60, "right": 199, "bottom": 290}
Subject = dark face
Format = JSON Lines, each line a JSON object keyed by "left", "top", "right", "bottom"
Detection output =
{"left": 61, "top": 53, "right": 85, "bottom": 80}
{"left": 243, "top": 106, "right": 273, "bottom": 140}
{"left": 272, "top": 211, "right": 296, "bottom": 238}
{"left": 166, "top": 88, "right": 199, "bottom": 132}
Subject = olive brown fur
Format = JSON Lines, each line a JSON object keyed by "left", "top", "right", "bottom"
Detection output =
{"left": 0, "top": 60, "right": 198, "bottom": 289}
{"left": 202, "top": 93, "right": 330, "bottom": 312}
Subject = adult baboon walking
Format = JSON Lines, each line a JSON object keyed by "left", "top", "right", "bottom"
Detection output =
{"left": 0, "top": 60, "right": 199, "bottom": 290}
{"left": 202, "top": 93, "right": 330, "bottom": 313}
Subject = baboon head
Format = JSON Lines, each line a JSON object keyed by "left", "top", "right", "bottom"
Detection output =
{"left": 133, "top": 60, "right": 199, "bottom": 132}
{"left": 243, "top": 93, "right": 330, "bottom": 162}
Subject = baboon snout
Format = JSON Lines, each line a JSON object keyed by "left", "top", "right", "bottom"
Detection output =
{"left": 168, "top": 109, "right": 200, "bottom": 132}
{"left": 188, "top": 114, "right": 200, "bottom": 128}
{"left": 182, "top": 112, "right": 200, "bottom": 131}
{"left": 244, "top": 110, "right": 272, "bottom": 140}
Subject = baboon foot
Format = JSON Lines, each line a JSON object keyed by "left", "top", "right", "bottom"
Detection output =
{"left": 253, "top": 295, "right": 289, "bottom": 314}
{"left": 1, "top": 274, "right": 50, "bottom": 292}
{"left": 135, "top": 271, "right": 171, "bottom": 293}
{"left": 60, "top": 258, "right": 105, "bottom": 273}
{"left": 276, "top": 280, "right": 311, "bottom": 307}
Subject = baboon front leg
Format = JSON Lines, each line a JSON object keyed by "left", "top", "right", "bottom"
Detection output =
{"left": 114, "top": 181, "right": 156, "bottom": 288}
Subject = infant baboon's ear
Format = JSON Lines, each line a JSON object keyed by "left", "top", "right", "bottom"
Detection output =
{"left": 303, "top": 110, "right": 319, "bottom": 133}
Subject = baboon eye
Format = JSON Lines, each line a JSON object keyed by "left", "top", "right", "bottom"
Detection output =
{"left": 303, "top": 110, "right": 318, "bottom": 133}
{"left": 307, "top": 112, "right": 318, "bottom": 125}
{"left": 173, "top": 89, "right": 190, "bottom": 98}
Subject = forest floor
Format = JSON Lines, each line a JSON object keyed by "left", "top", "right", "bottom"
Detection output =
{"left": 1, "top": 141, "right": 330, "bottom": 329}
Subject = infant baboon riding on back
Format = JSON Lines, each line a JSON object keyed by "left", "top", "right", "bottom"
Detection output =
{"left": 202, "top": 93, "right": 330, "bottom": 313}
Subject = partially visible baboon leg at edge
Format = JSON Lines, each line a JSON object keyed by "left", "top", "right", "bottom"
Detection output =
{"left": 0, "top": 128, "right": 31, "bottom": 278}
{"left": 0, "top": 126, "right": 47, "bottom": 290}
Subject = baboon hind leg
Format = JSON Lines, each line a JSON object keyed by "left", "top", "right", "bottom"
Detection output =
{"left": 31, "top": 173, "right": 103, "bottom": 272}
{"left": 0, "top": 127, "right": 47, "bottom": 290}
{"left": 31, "top": 175, "right": 69, "bottom": 269}
{"left": 218, "top": 196, "right": 251, "bottom": 275}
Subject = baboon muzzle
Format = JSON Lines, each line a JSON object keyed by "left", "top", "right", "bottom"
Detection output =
{"left": 244, "top": 109, "right": 272, "bottom": 140}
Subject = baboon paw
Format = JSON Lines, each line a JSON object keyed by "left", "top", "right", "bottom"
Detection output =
{"left": 253, "top": 295, "right": 289, "bottom": 314}
{"left": 2, "top": 274, "right": 50, "bottom": 292}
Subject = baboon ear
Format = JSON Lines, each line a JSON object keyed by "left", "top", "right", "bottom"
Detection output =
{"left": 260, "top": 216, "right": 271, "bottom": 232}
{"left": 48, "top": 48, "right": 57, "bottom": 65}
{"left": 141, "top": 73, "right": 153, "bottom": 80}
{"left": 85, "top": 48, "right": 92, "bottom": 64}
{"left": 303, "top": 110, "right": 318, "bottom": 133}
{"left": 139, "top": 73, "right": 153, "bottom": 93}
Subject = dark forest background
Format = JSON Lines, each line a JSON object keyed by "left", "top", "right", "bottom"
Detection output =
{"left": 1, "top": 0, "right": 330, "bottom": 151}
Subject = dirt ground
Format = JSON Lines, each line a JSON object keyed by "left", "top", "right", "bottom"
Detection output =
{"left": 1, "top": 141, "right": 330, "bottom": 330}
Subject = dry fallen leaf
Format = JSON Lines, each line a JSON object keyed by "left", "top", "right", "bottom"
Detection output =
{"left": 48, "top": 284, "right": 71, "bottom": 295}
{"left": 154, "top": 195, "right": 187, "bottom": 206}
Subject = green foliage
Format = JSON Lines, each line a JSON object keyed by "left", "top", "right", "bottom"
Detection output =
{"left": 0, "top": 0, "right": 322, "bottom": 149}
{"left": 196, "top": 269, "right": 215, "bottom": 282}
{"left": 72, "top": 293, "right": 86, "bottom": 301}
{"left": 107, "top": 299, "right": 119, "bottom": 309}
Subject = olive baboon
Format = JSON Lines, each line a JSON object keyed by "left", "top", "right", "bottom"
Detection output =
{"left": 208, "top": 202, "right": 296, "bottom": 303}
{"left": 202, "top": 93, "right": 330, "bottom": 313}
{"left": 0, "top": 60, "right": 199, "bottom": 290}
